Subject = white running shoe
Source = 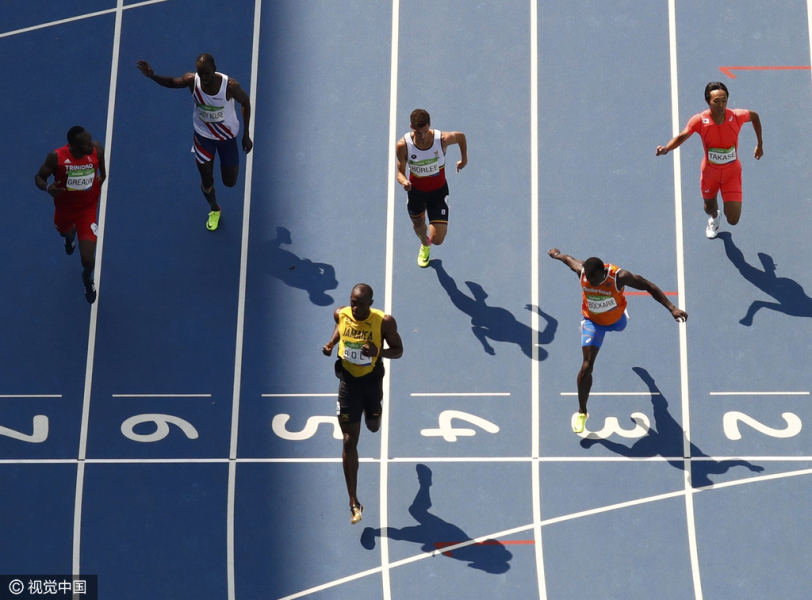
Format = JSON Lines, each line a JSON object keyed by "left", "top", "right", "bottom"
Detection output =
{"left": 706, "top": 210, "right": 721, "bottom": 239}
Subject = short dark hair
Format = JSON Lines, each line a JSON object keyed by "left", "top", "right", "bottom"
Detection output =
{"left": 410, "top": 109, "right": 430, "bottom": 128}
{"left": 67, "top": 126, "right": 85, "bottom": 145}
{"left": 704, "top": 81, "right": 729, "bottom": 103}
{"left": 583, "top": 257, "right": 605, "bottom": 278}
{"left": 196, "top": 53, "right": 216, "bottom": 68}
{"left": 352, "top": 283, "right": 373, "bottom": 301}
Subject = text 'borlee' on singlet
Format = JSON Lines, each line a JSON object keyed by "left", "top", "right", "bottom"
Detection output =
{"left": 53, "top": 144, "right": 100, "bottom": 210}
{"left": 580, "top": 264, "right": 627, "bottom": 326}
{"left": 403, "top": 129, "right": 446, "bottom": 192}
{"left": 191, "top": 72, "right": 240, "bottom": 141}
{"left": 337, "top": 306, "right": 385, "bottom": 377}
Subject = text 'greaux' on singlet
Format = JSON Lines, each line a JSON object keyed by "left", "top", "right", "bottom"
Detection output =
{"left": 191, "top": 72, "right": 240, "bottom": 140}
{"left": 337, "top": 306, "right": 385, "bottom": 377}
{"left": 580, "top": 264, "right": 627, "bottom": 326}
{"left": 53, "top": 144, "right": 100, "bottom": 210}
{"left": 403, "top": 129, "right": 446, "bottom": 192}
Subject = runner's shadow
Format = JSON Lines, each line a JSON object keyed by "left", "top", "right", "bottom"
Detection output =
{"left": 719, "top": 232, "right": 812, "bottom": 326}
{"left": 261, "top": 227, "right": 338, "bottom": 306}
{"left": 580, "top": 367, "right": 764, "bottom": 488}
{"left": 430, "top": 260, "right": 556, "bottom": 360}
{"left": 360, "top": 464, "right": 513, "bottom": 574}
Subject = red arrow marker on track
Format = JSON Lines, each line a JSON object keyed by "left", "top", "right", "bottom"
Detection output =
{"left": 720, "top": 65, "right": 811, "bottom": 79}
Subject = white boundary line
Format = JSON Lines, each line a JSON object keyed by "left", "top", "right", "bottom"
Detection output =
{"left": 808, "top": 0, "right": 812, "bottom": 100}
{"left": 379, "top": 1, "right": 400, "bottom": 597}
{"left": 410, "top": 392, "right": 510, "bottom": 397}
{"left": 0, "top": 0, "right": 173, "bottom": 39}
{"left": 72, "top": 0, "right": 124, "bottom": 585}
{"left": 529, "top": 1, "right": 547, "bottom": 599}
{"left": 666, "top": 2, "right": 702, "bottom": 598}
{"left": 112, "top": 393, "right": 211, "bottom": 398}
{"left": 227, "top": 2, "right": 262, "bottom": 599}
{"left": 560, "top": 392, "right": 660, "bottom": 396}
{"left": 709, "top": 391, "right": 809, "bottom": 396}
{"left": 0, "top": 395, "right": 62, "bottom": 398}
{"left": 261, "top": 393, "right": 336, "bottom": 397}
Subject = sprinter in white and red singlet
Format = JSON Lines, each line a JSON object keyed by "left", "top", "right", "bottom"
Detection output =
{"left": 548, "top": 248, "right": 687, "bottom": 434}
{"left": 137, "top": 53, "right": 252, "bottom": 232}
{"left": 35, "top": 126, "right": 106, "bottom": 304}
{"left": 396, "top": 109, "right": 468, "bottom": 268}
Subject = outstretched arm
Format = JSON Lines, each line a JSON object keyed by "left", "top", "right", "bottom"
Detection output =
{"left": 136, "top": 60, "right": 193, "bottom": 89}
{"left": 548, "top": 248, "right": 583, "bottom": 276}
{"left": 749, "top": 110, "right": 763, "bottom": 159}
{"left": 618, "top": 270, "right": 687, "bottom": 322}
{"left": 656, "top": 126, "right": 693, "bottom": 156}
{"left": 442, "top": 131, "right": 467, "bottom": 172}
{"left": 228, "top": 79, "right": 253, "bottom": 153}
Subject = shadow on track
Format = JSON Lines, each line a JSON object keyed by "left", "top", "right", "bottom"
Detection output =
{"left": 719, "top": 232, "right": 812, "bottom": 326}
{"left": 360, "top": 464, "right": 513, "bottom": 574}
{"left": 581, "top": 367, "right": 764, "bottom": 488}
{"left": 261, "top": 226, "right": 338, "bottom": 306}
{"left": 430, "top": 259, "right": 557, "bottom": 359}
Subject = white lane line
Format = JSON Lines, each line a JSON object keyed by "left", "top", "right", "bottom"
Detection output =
{"left": 666, "top": 1, "right": 702, "bottom": 598}
{"left": 808, "top": 0, "right": 812, "bottom": 103}
{"left": 709, "top": 391, "right": 809, "bottom": 396}
{"left": 227, "top": 2, "right": 262, "bottom": 599}
{"left": 112, "top": 393, "right": 211, "bottom": 398}
{"left": 261, "top": 393, "right": 337, "bottom": 397}
{"left": 560, "top": 392, "right": 660, "bottom": 396}
{"left": 0, "top": 395, "right": 62, "bottom": 398}
{"left": 529, "top": 0, "right": 547, "bottom": 598}
{"left": 410, "top": 392, "right": 510, "bottom": 397}
{"left": 380, "top": 1, "right": 400, "bottom": 597}
{"left": 0, "top": 0, "right": 172, "bottom": 39}
{"left": 73, "top": 0, "right": 124, "bottom": 584}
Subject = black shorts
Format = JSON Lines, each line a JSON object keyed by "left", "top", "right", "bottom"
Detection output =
{"left": 335, "top": 359, "right": 384, "bottom": 425}
{"left": 407, "top": 182, "right": 449, "bottom": 224}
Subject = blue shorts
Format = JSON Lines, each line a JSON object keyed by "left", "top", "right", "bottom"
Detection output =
{"left": 192, "top": 132, "right": 240, "bottom": 167}
{"left": 580, "top": 313, "right": 627, "bottom": 348}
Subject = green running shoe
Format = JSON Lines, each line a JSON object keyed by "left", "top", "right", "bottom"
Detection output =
{"left": 417, "top": 243, "right": 431, "bottom": 268}
{"left": 572, "top": 412, "right": 588, "bottom": 434}
{"left": 206, "top": 210, "right": 221, "bottom": 231}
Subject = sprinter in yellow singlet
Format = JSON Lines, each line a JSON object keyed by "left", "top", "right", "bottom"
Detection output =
{"left": 323, "top": 284, "right": 403, "bottom": 524}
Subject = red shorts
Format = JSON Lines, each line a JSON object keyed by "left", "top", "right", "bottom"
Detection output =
{"left": 700, "top": 161, "right": 742, "bottom": 203}
{"left": 53, "top": 203, "right": 99, "bottom": 242}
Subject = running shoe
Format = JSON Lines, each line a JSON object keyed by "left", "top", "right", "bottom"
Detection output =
{"left": 706, "top": 210, "right": 721, "bottom": 239}
{"left": 417, "top": 244, "right": 431, "bottom": 268}
{"left": 64, "top": 228, "right": 76, "bottom": 255}
{"left": 206, "top": 210, "right": 221, "bottom": 231}
{"left": 572, "top": 412, "right": 588, "bottom": 434}
{"left": 350, "top": 503, "right": 364, "bottom": 525}
{"left": 83, "top": 278, "right": 97, "bottom": 304}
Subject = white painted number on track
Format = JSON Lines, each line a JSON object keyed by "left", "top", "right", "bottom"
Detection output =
{"left": 272, "top": 414, "right": 342, "bottom": 440}
{"left": 723, "top": 411, "right": 802, "bottom": 441}
{"left": 421, "top": 410, "right": 499, "bottom": 442}
{"left": 574, "top": 412, "right": 651, "bottom": 440}
{"left": 0, "top": 415, "right": 48, "bottom": 443}
{"left": 121, "top": 414, "right": 200, "bottom": 442}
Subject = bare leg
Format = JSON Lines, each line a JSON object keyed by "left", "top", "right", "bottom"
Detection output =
{"left": 410, "top": 214, "right": 430, "bottom": 246}
{"left": 723, "top": 201, "right": 741, "bottom": 226}
{"left": 577, "top": 345, "right": 600, "bottom": 414}
{"left": 340, "top": 420, "right": 362, "bottom": 508}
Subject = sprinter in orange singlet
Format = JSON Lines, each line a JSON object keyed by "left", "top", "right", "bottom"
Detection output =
{"left": 549, "top": 248, "right": 687, "bottom": 434}
{"left": 656, "top": 82, "right": 763, "bottom": 239}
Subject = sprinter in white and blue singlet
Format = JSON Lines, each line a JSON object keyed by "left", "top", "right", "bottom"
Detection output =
{"left": 137, "top": 54, "right": 253, "bottom": 231}
{"left": 396, "top": 109, "right": 467, "bottom": 267}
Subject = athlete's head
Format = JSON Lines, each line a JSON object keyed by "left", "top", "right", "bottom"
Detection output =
{"left": 704, "top": 82, "right": 729, "bottom": 104}
{"left": 350, "top": 284, "right": 374, "bottom": 320}
{"left": 583, "top": 257, "right": 607, "bottom": 286}
{"left": 410, "top": 109, "right": 432, "bottom": 146}
{"left": 196, "top": 53, "right": 218, "bottom": 87}
{"left": 67, "top": 126, "right": 93, "bottom": 156}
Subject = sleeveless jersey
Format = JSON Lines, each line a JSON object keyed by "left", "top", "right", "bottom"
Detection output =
{"left": 53, "top": 144, "right": 100, "bottom": 211}
{"left": 581, "top": 263, "right": 627, "bottom": 326}
{"left": 686, "top": 108, "right": 750, "bottom": 168}
{"left": 403, "top": 129, "right": 446, "bottom": 192}
{"left": 191, "top": 72, "right": 240, "bottom": 140}
{"left": 337, "top": 306, "right": 385, "bottom": 377}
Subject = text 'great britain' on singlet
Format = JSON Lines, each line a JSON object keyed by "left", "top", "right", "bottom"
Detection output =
{"left": 404, "top": 129, "right": 446, "bottom": 192}
{"left": 191, "top": 72, "right": 240, "bottom": 141}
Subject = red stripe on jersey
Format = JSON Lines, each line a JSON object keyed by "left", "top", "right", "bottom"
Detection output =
{"left": 204, "top": 122, "right": 225, "bottom": 140}
{"left": 194, "top": 139, "right": 214, "bottom": 160}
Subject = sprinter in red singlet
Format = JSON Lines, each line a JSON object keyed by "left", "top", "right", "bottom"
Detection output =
{"left": 656, "top": 82, "right": 763, "bottom": 239}
{"left": 548, "top": 248, "right": 687, "bottom": 434}
{"left": 35, "top": 126, "right": 106, "bottom": 304}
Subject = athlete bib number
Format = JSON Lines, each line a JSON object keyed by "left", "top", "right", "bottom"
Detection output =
{"left": 586, "top": 295, "right": 618, "bottom": 314}
{"left": 708, "top": 146, "right": 737, "bottom": 165}
{"left": 197, "top": 104, "right": 225, "bottom": 123}
{"left": 409, "top": 157, "right": 441, "bottom": 177}
{"left": 343, "top": 341, "right": 372, "bottom": 366}
{"left": 66, "top": 168, "right": 95, "bottom": 191}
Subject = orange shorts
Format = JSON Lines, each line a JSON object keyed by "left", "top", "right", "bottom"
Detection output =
{"left": 700, "top": 161, "right": 742, "bottom": 203}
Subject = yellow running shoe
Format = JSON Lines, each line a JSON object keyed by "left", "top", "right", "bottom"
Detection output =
{"left": 417, "top": 244, "right": 431, "bottom": 268}
{"left": 206, "top": 210, "right": 221, "bottom": 231}
{"left": 572, "top": 412, "right": 588, "bottom": 434}
{"left": 350, "top": 504, "right": 364, "bottom": 525}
